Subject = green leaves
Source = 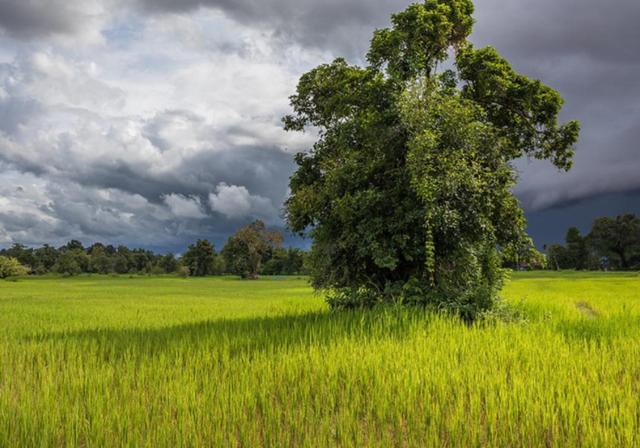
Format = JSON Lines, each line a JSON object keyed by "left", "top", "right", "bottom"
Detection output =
{"left": 222, "top": 220, "right": 284, "bottom": 279}
{"left": 0, "top": 256, "right": 30, "bottom": 278}
{"left": 456, "top": 45, "right": 580, "bottom": 170}
{"left": 368, "top": 0, "right": 475, "bottom": 80}
{"left": 182, "top": 240, "right": 219, "bottom": 277}
{"left": 283, "top": 0, "right": 579, "bottom": 316}
{"left": 400, "top": 80, "right": 519, "bottom": 301}
{"left": 283, "top": 59, "right": 385, "bottom": 132}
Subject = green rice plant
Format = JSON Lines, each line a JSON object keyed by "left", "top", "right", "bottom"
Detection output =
{"left": 0, "top": 272, "right": 638, "bottom": 446}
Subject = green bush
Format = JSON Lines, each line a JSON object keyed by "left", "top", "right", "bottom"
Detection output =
{"left": 0, "top": 256, "right": 30, "bottom": 278}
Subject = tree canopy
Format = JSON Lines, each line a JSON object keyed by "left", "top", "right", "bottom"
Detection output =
{"left": 283, "top": 0, "right": 579, "bottom": 318}
{"left": 182, "top": 240, "right": 223, "bottom": 277}
{"left": 588, "top": 215, "right": 640, "bottom": 270}
{"left": 544, "top": 215, "right": 640, "bottom": 271}
{"left": 222, "top": 220, "right": 284, "bottom": 279}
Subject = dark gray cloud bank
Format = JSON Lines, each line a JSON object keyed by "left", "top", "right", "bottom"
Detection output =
{"left": 0, "top": 0, "right": 638, "bottom": 250}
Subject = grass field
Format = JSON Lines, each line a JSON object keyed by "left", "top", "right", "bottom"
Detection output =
{"left": 1, "top": 272, "right": 639, "bottom": 446}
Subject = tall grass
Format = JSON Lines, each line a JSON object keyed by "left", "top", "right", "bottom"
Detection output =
{"left": 1, "top": 273, "right": 639, "bottom": 446}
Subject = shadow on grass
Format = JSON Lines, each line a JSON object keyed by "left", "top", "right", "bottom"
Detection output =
{"left": 26, "top": 308, "right": 435, "bottom": 360}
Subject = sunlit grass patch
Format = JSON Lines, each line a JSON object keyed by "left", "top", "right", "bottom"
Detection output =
{"left": 1, "top": 273, "right": 638, "bottom": 446}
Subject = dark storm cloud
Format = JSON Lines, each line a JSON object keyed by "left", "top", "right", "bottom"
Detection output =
{"left": 472, "top": 0, "right": 640, "bottom": 63}
{"left": 132, "top": 0, "right": 640, "bottom": 208}
{"left": 0, "top": 0, "right": 87, "bottom": 38}
{"left": 2, "top": 0, "right": 638, "bottom": 198}
{"left": 180, "top": 145, "right": 295, "bottom": 203}
{"left": 0, "top": 0, "right": 638, "bottom": 250}
{"left": 64, "top": 144, "right": 295, "bottom": 208}
{"left": 134, "top": 0, "right": 640, "bottom": 64}
{"left": 135, "top": 0, "right": 408, "bottom": 57}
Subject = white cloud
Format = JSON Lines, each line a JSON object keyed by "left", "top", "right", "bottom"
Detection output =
{"left": 163, "top": 193, "right": 206, "bottom": 219}
{"left": 0, "top": 10, "right": 314, "bottom": 246}
{"left": 209, "top": 182, "right": 278, "bottom": 222}
{"left": 0, "top": 169, "right": 173, "bottom": 246}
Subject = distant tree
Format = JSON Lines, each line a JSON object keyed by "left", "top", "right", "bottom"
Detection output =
{"left": 55, "top": 250, "right": 86, "bottom": 276}
{"left": 212, "top": 253, "right": 226, "bottom": 276}
{"left": 62, "top": 240, "right": 84, "bottom": 252}
{"left": 33, "top": 245, "right": 59, "bottom": 273}
{"left": 223, "top": 220, "right": 283, "bottom": 279}
{"left": 545, "top": 244, "right": 576, "bottom": 271}
{"left": 284, "top": 248, "right": 306, "bottom": 274}
{"left": 88, "top": 244, "right": 114, "bottom": 274}
{"left": 565, "top": 227, "right": 589, "bottom": 270}
{"left": 0, "top": 256, "right": 30, "bottom": 278}
{"left": 588, "top": 214, "right": 640, "bottom": 270}
{"left": 114, "top": 246, "right": 133, "bottom": 274}
{"left": 158, "top": 253, "right": 179, "bottom": 274}
{"left": 262, "top": 247, "right": 306, "bottom": 275}
{"left": 4, "top": 243, "right": 36, "bottom": 270}
{"left": 131, "top": 249, "right": 154, "bottom": 273}
{"left": 502, "top": 238, "right": 546, "bottom": 271}
{"left": 261, "top": 249, "right": 285, "bottom": 276}
{"left": 283, "top": 0, "right": 578, "bottom": 316}
{"left": 182, "top": 240, "right": 217, "bottom": 277}
{"left": 113, "top": 256, "right": 130, "bottom": 274}
{"left": 0, "top": 240, "right": 230, "bottom": 276}
{"left": 176, "top": 264, "right": 190, "bottom": 278}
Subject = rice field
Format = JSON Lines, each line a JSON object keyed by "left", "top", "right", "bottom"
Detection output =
{"left": 1, "top": 272, "right": 639, "bottom": 447}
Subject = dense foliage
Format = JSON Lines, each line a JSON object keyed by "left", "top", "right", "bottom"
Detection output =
{"left": 500, "top": 237, "right": 547, "bottom": 271}
{"left": 182, "top": 240, "right": 224, "bottom": 277}
{"left": 222, "top": 220, "right": 284, "bottom": 279}
{"left": 0, "top": 224, "right": 307, "bottom": 278}
{"left": 284, "top": 0, "right": 579, "bottom": 317}
{"left": 0, "top": 256, "right": 29, "bottom": 278}
{"left": 546, "top": 214, "right": 640, "bottom": 271}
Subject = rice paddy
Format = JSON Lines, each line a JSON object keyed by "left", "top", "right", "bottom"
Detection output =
{"left": 1, "top": 272, "right": 639, "bottom": 446}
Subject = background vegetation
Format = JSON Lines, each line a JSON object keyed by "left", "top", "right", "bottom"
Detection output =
{"left": 0, "top": 220, "right": 307, "bottom": 278}
{"left": 2, "top": 212, "right": 637, "bottom": 281}
{"left": 546, "top": 213, "right": 640, "bottom": 271}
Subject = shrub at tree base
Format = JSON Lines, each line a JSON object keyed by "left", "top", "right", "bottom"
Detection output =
{"left": 283, "top": 0, "right": 579, "bottom": 319}
{"left": 0, "top": 256, "right": 29, "bottom": 278}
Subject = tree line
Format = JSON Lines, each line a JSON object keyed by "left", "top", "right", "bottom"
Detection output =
{"left": 544, "top": 214, "right": 640, "bottom": 271}
{"left": 0, "top": 220, "right": 308, "bottom": 279}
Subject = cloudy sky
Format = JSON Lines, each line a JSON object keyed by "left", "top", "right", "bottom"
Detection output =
{"left": 0, "top": 0, "right": 638, "bottom": 252}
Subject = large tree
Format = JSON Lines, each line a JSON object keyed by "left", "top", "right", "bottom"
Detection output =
{"left": 283, "top": 0, "right": 579, "bottom": 318}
